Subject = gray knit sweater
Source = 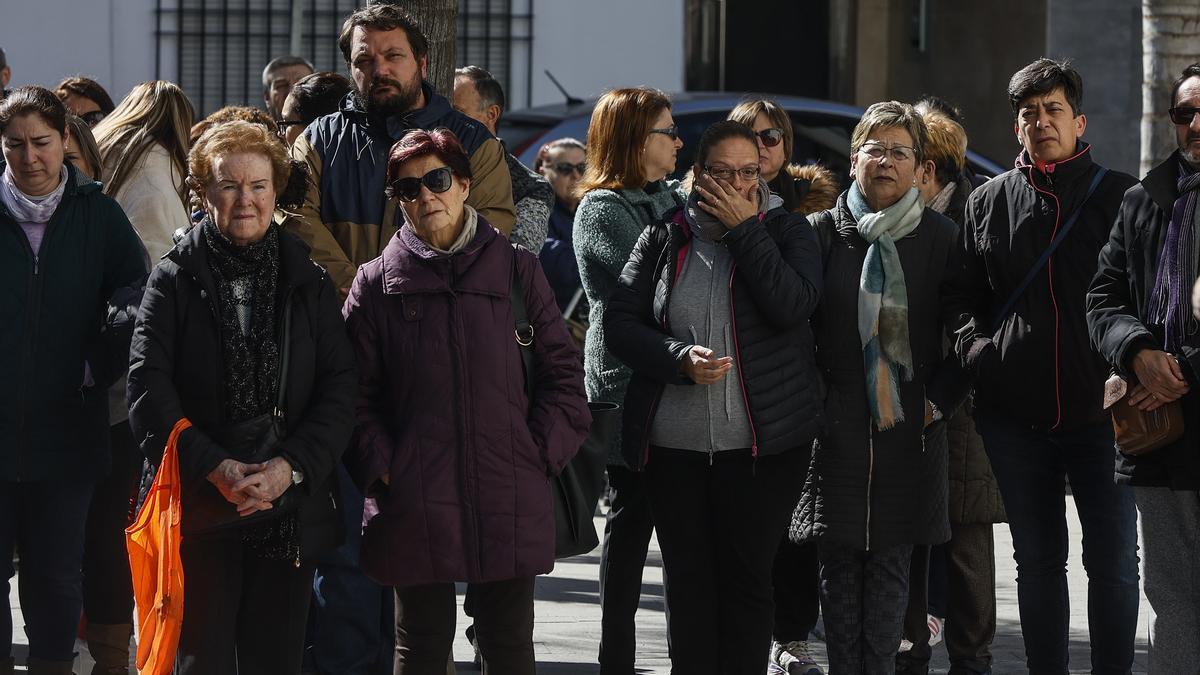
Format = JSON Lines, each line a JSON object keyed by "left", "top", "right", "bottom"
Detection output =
{"left": 574, "top": 180, "right": 684, "bottom": 466}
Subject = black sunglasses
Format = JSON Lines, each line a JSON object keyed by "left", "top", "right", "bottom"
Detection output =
{"left": 274, "top": 119, "right": 306, "bottom": 129}
{"left": 648, "top": 124, "right": 681, "bottom": 141}
{"left": 386, "top": 166, "right": 456, "bottom": 202}
{"left": 80, "top": 110, "right": 107, "bottom": 127}
{"left": 551, "top": 161, "right": 587, "bottom": 176}
{"left": 1170, "top": 107, "right": 1200, "bottom": 125}
{"left": 756, "top": 128, "right": 784, "bottom": 148}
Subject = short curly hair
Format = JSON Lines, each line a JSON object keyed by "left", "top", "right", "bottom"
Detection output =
{"left": 188, "top": 120, "right": 291, "bottom": 199}
{"left": 920, "top": 110, "right": 967, "bottom": 187}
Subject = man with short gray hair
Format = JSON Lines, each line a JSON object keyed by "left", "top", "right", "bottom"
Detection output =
{"left": 262, "top": 55, "right": 313, "bottom": 119}
{"left": 453, "top": 65, "right": 552, "bottom": 252}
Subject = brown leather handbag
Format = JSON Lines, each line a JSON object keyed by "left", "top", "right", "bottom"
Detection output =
{"left": 1104, "top": 374, "right": 1184, "bottom": 456}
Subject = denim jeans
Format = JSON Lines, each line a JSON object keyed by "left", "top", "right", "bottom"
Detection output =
{"left": 305, "top": 467, "right": 394, "bottom": 675}
{"left": 975, "top": 414, "right": 1138, "bottom": 675}
{"left": 0, "top": 478, "right": 96, "bottom": 663}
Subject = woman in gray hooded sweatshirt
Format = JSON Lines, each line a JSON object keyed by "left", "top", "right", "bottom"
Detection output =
{"left": 605, "top": 120, "right": 824, "bottom": 675}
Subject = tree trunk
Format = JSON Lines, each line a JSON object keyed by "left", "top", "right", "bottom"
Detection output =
{"left": 371, "top": 0, "right": 459, "bottom": 97}
{"left": 1142, "top": 0, "right": 1200, "bottom": 176}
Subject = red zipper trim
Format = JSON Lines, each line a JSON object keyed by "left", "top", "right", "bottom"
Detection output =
{"left": 1025, "top": 165, "right": 1065, "bottom": 430}
{"left": 728, "top": 263, "right": 760, "bottom": 457}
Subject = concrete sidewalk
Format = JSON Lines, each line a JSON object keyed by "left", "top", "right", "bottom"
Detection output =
{"left": 10, "top": 497, "right": 1150, "bottom": 673}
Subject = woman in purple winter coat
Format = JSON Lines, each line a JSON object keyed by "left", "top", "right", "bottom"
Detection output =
{"left": 342, "top": 128, "right": 590, "bottom": 675}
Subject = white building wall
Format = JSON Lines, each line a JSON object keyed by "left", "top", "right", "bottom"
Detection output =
{"left": 2, "top": 0, "right": 683, "bottom": 111}
{"left": 525, "top": 0, "right": 685, "bottom": 108}
{"left": 1, "top": 0, "right": 162, "bottom": 104}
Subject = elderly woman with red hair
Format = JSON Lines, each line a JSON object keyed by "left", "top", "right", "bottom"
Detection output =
{"left": 343, "top": 128, "right": 590, "bottom": 675}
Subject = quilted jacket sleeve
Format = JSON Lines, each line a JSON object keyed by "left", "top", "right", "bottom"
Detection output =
{"left": 518, "top": 250, "right": 591, "bottom": 475}
{"left": 722, "top": 210, "right": 822, "bottom": 329}
{"left": 604, "top": 225, "right": 693, "bottom": 385}
{"left": 342, "top": 264, "right": 394, "bottom": 496}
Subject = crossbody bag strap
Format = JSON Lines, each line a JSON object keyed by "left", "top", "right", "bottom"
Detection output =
{"left": 991, "top": 167, "right": 1108, "bottom": 333}
{"left": 510, "top": 255, "right": 536, "bottom": 410}
{"left": 273, "top": 291, "right": 294, "bottom": 424}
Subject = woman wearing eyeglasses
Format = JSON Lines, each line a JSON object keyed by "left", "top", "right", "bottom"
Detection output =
{"left": 603, "top": 120, "right": 823, "bottom": 674}
{"left": 343, "top": 128, "right": 589, "bottom": 674}
{"left": 794, "top": 101, "right": 973, "bottom": 673}
{"left": 571, "top": 86, "right": 684, "bottom": 674}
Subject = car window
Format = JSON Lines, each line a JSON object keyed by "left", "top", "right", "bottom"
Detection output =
{"left": 788, "top": 112, "right": 854, "bottom": 193}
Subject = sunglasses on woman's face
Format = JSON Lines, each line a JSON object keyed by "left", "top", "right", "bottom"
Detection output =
{"left": 80, "top": 110, "right": 107, "bottom": 127}
{"left": 648, "top": 124, "right": 681, "bottom": 141}
{"left": 551, "top": 161, "right": 587, "bottom": 176}
{"left": 386, "top": 166, "right": 455, "bottom": 202}
{"left": 756, "top": 128, "right": 784, "bottom": 148}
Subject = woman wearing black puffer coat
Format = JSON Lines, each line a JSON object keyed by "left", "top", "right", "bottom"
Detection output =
{"left": 605, "top": 120, "right": 823, "bottom": 675}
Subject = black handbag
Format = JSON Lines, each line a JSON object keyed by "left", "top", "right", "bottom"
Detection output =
{"left": 184, "top": 295, "right": 301, "bottom": 535}
{"left": 510, "top": 257, "right": 618, "bottom": 559}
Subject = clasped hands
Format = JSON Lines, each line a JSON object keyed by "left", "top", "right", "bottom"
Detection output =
{"left": 207, "top": 456, "right": 294, "bottom": 517}
{"left": 1129, "top": 349, "right": 1190, "bottom": 411}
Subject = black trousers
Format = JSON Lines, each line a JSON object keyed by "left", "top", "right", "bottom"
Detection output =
{"left": 175, "top": 532, "right": 315, "bottom": 675}
{"left": 598, "top": 464, "right": 655, "bottom": 674}
{"left": 772, "top": 537, "right": 822, "bottom": 642}
{"left": 898, "top": 524, "right": 996, "bottom": 674}
{"left": 0, "top": 478, "right": 95, "bottom": 663}
{"left": 83, "top": 421, "right": 140, "bottom": 624}
{"left": 646, "top": 447, "right": 807, "bottom": 675}
{"left": 394, "top": 577, "right": 535, "bottom": 675}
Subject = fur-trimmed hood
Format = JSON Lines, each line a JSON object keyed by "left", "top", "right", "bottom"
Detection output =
{"left": 782, "top": 163, "right": 840, "bottom": 216}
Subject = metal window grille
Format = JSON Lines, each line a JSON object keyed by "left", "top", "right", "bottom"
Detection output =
{"left": 458, "top": 0, "right": 533, "bottom": 109}
{"left": 155, "top": 0, "right": 532, "bottom": 116}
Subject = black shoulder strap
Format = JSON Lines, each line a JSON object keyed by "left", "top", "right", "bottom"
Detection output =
{"left": 510, "top": 255, "right": 536, "bottom": 409}
{"left": 274, "top": 292, "right": 294, "bottom": 423}
{"left": 991, "top": 167, "right": 1108, "bottom": 333}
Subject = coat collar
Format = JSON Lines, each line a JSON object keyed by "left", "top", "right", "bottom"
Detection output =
{"left": 380, "top": 214, "right": 507, "bottom": 297}
{"left": 341, "top": 81, "right": 454, "bottom": 142}
{"left": 167, "top": 217, "right": 322, "bottom": 294}
{"left": 1143, "top": 150, "right": 1187, "bottom": 213}
{"left": 1014, "top": 141, "right": 1094, "bottom": 188}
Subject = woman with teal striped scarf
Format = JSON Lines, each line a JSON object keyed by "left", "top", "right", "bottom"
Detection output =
{"left": 794, "top": 101, "right": 976, "bottom": 673}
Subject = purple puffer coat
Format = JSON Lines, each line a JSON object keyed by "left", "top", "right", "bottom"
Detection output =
{"left": 343, "top": 215, "right": 590, "bottom": 588}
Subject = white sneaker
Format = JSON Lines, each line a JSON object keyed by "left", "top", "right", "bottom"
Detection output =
{"left": 927, "top": 614, "right": 944, "bottom": 648}
{"left": 769, "top": 639, "right": 824, "bottom": 675}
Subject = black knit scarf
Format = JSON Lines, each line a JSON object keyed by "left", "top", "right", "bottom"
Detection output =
{"left": 201, "top": 217, "right": 280, "bottom": 422}
{"left": 202, "top": 217, "right": 300, "bottom": 562}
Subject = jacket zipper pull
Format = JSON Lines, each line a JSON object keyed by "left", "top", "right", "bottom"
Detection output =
{"left": 709, "top": 448, "right": 714, "bottom": 466}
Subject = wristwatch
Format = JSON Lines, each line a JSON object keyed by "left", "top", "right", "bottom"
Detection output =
{"left": 929, "top": 401, "right": 944, "bottom": 423}
{"left": 291, "top": 466, "right": 305, "bottom": 486}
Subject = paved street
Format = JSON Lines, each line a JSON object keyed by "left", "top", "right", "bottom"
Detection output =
{"left": 11, "top": 497, "right": 1150, "bottom": 673}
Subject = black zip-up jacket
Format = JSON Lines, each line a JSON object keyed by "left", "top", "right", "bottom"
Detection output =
{"left": 603, "top": 205, "right": 823, "bottom": 470}
{"left": 1087, "top": 151, "right": 1200, "bottom": 489}
{"left": 954, "top": 143, "right": 1137, "bottom": 431}
{"left": 127, "top": 223, "right": 357, "bottom": 556}
{"left": 0, "top": 161, "right": 147, "bottom": 482}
